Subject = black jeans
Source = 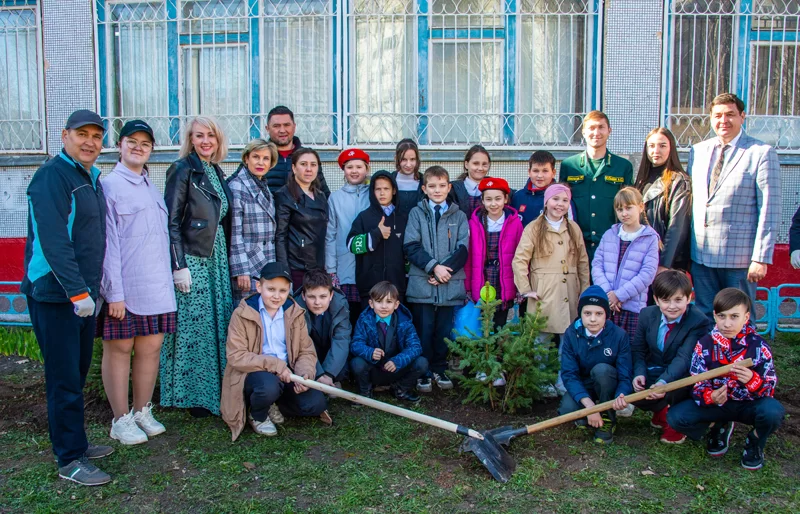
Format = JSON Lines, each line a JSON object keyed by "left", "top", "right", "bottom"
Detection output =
{"left": 350, "top": 355, "right": 429, "bottom": 394}
{"left": 28, "top": 297, "right": 96, "bottom": 467}
{"left": 558, "top": 363, "right": 619, "bottom": 422}
{"left": 632, "top": 369, "right": 690, "bottom": 414}
{"left": 667, "top": 397, "right": 785, "bottom": 450}
{"left": 244, "top": 371, "right": 328, "bottom": 422}
{"left": 409, "top": 303, "right": 454, "bottom": 374}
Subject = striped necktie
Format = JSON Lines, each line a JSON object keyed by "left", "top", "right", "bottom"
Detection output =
{"left": 709, "top": 144, "right": 727, "bottom": 194}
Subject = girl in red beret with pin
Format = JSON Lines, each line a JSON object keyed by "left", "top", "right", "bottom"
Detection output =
{"left": 464, "top": 177, "right": 524, "bottom": 330}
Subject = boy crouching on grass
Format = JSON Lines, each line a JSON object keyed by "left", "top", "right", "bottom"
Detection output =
{"left": 350, "top": 281, "right": 428, "bottom": 403}
{"left": 559, "top": 285, "right": 633, "bottom": 444}
{"left": 221, "top": 262, "right": 331, "bottom": 440}
{"left": 667, "top": 288, "right": 784, "bottom": 470}
{"left": 615, "top": 270, "right": 711, "bottom": 444}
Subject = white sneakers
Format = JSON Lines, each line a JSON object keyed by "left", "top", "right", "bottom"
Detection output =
{"left": 249, "top": 415, "right": 278, "bottom": 436}
{"left": 476, "top": 372, "right": 506, "bottom": 387}
{"left": 110, "top": 403, "right": 166, "bottom": 445}
{"left": 110, "top": 412, "right": 148, "bottom": 445}
{"left": 133, "top": 403, "right": 166, "bottom": 436}
{"left": 617, "top": 403, "right": 635, "bottom": 418}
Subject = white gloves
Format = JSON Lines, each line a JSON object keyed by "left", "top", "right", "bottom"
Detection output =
{"left": 792, "top": 250, "right": 800, "bottom": 270}
{"left": 72, "top": 296, "right": 96, "bottom": 318}
{"left": 173, "top": 268, "right": 192, "bottom": 293}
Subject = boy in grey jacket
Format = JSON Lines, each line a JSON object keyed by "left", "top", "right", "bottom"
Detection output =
{"left": 403, "top": 166, "right": 469, "bottom": 392}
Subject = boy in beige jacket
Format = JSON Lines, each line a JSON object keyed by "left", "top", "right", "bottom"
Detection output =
{"left": 221, "top": 262, "right": 330, "bottom": 440}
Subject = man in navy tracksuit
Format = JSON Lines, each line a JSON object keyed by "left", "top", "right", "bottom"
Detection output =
{"left": 21, "top": 110, "right": 113, "bottom": 486}
{"left": 559, "top": 286, "right": 633, "bottom": 444}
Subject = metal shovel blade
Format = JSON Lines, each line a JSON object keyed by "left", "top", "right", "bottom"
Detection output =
{"left": 460, "top": 430, "right": 517, "bottom": 483}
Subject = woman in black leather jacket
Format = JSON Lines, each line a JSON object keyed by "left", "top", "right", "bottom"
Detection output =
{"left": 634, "top": 127, "right": 692, "bottom": 273}
{"left": 161, "top": 116, "right": 233, "bottom": 418}
{"left": 275, "top": 147, "right": 329, "bottom": 291}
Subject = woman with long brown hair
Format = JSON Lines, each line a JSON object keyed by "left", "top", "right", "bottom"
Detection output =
{"left": 634, "top": 128, "right": 692, "bottom": 272}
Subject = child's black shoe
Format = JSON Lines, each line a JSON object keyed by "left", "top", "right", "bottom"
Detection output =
{"left": 706, "top": 421, "right": 734, "bottom": 457}
{"left": 593, "top": 417, "right": 615, "bottom": 444}
{"left": 392, "top": 385, "right": 420, "bottom": 403}
{"left": 741, "top": 430, "right": 764, "bottom": 470}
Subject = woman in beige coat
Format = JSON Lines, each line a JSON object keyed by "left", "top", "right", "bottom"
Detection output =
{"left": 513, "top": 184, "right": 590, "bottom": 335}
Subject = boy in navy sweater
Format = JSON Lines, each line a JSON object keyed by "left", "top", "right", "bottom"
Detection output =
{"left": 559, "top": 285, "right": 633, "bottom": 444}
{"left": 667, "top": 288, "right": 783, "bottom": 470}
{"left": 350, "top": 282, "right": 428, "bottom": 402}
{"left": 615, "top": 270, "right": 711, "bottom": 444}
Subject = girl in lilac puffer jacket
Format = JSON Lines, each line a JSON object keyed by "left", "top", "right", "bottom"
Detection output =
{"left": 591, "top": 187, "right": 660, "bottom": 344}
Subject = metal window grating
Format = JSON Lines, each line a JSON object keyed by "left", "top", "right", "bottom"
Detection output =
{"left": 95, "top": 0, "right": 598, "bottom": 150}
{"left": 663, "top": 0, "right": 800, "bottom": 151}
{"left": 0, "top": 1, "right": 44, "bottom": 152}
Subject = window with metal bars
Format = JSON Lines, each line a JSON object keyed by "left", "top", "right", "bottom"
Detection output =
{"left": 95, "top": 0, "right": 598, "bottom": 149}
{"left": 663, "top": 0, "right": 800, "bottom": 151}
{"left": 0, "top": 0, "right": 44, "bottom": 152}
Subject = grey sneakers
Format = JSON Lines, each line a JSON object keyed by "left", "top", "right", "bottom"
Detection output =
{"left": 58, "top": 457, "right": 111, "bottom": 486}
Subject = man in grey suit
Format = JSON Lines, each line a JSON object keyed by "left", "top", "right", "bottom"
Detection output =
{"left": 688, "top": 93, "right": 781, "bottom": 321}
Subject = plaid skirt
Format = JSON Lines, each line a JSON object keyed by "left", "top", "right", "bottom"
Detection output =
{"left": 97, "top": 304, "right": 177, "bottom": 340}
{"left": 340, "top": 284, "right": 361, "bottom": 303}
{"left": 610, "top": 309, "right": 639, "bottom": 342}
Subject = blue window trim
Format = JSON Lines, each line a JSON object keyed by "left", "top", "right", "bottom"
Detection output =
{"left": 417, "top": 0, "right": 430, "bottom": 145}
{"left": 504, "top": 0, "right": 516, "bottom": 144}
{"left": 332, "top": 0, "right": 339, "bottom": 145}
{"left": 0, "top": 0, "right": 37, "bottom": 6}
{"left": 96, "top": 0, "right": 262, "bottom": 146}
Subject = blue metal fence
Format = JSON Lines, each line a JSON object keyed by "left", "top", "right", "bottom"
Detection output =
{"left": 2, "top": 282, "right": 800, "bottom": 337}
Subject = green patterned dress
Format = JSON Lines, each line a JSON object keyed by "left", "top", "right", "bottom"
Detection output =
{"left": 160, "top": 160, "right": 233, "bottom": 415}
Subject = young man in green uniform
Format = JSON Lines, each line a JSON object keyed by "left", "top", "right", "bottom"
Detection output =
{"left": 559, "top": 111, "right": 634, "bottom": 261}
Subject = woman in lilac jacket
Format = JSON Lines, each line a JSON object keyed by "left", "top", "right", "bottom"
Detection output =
{"left": 98, "top": 120, "right": 176, "bottom": 446}
{"left": 464, "top": 177, "right": 524, "bottom": 329}
{"left": 591, "top": 187, "right": 660, "bottom": 344}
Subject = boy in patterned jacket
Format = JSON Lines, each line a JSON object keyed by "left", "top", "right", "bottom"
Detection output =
{"left": 667, "top": 288, "right": 784, "bottom": 470}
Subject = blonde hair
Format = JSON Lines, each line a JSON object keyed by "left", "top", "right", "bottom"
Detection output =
{"left": 242, "top": 138, "right": 278, "bottom": 170}
{"left": 615, "top": 186, "right": 662, "bottom": 249}
{"left": 179, "top": 116, "right": 228, "bottom": 163}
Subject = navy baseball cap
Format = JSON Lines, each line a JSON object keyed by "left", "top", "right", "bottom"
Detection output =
{"left": 260, "top": 262, "right": 292, "bottom": 282}
{"left": 118, "top": 119, "right": 155, "bottom": 144}
{"left": 64, "top": 109, "right": 105, "bottom": 131}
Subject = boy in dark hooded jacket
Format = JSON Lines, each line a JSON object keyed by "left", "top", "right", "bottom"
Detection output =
{"left": 348, "top": 170, "right": 408, "bottom": 306}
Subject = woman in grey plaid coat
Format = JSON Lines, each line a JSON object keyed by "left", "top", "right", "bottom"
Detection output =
{"left": 227, "top": 139, "right": 279, "bottom": 304}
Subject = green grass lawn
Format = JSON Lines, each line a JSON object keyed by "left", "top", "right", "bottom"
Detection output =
{"left": 1, "top": 335, "right": 799, "bottom": 513}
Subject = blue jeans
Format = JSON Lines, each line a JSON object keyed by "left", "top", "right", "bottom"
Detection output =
{"left": 244, "top": 371, "right": 328, "bottom": 423}
{"left": 691, "top": 261, "right": 756, "bottom": 323}
{"left": 558, "top": 363, "right": 618, "bottom": 421}
{"left": 667, "top": 397, "right": 785, "bottom": 450}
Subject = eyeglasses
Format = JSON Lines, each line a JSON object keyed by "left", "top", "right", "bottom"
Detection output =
{"left": 124, "top": 139, "right": 153, "bottom": 150}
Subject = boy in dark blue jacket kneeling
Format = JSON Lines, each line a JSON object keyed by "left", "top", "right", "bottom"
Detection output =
{"left": 559, "top": 285, "right": 633, "bottom": 444}
{"left": 350, "top": 281, "right": 428, "bottom": 402}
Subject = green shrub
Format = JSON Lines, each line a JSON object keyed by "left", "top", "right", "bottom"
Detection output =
{"left": 0, "top": 326, "right": 43, "bottom": 362}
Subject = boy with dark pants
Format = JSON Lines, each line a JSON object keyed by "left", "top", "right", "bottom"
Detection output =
{"left": 667, "top": 288, "right": 783, "bottom": 470}
{"left": 350, "top": 281, "right": 428, "bottom": 402}
{"left": 616, "top": 271, "right": 711, "bottom": 443}
{"left": 404, "top": 166, "right": 469, "bottom": 392}
{"left": 294, "top": 269, "right": 351, "bottom": 387}
{"left": 348, "top": 170, "right": 408, "bottom": 307}
{"left": 559, "top": 286, "right": 633, "bottom": 444}
{"left": 221, "top": 262, "right": 330, "bottom": 441}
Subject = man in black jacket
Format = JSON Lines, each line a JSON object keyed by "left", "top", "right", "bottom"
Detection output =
{"left": 22, "top": 110, "right": 113, "bottom": 486}
{"left": 347, "top": 170, "right": 408, "bottom": 306}
{"left": 265, "top": 105, "right": 330, "bottom": 197}
{"left": 627, "top": 270, "right": 711, "bottom": 444}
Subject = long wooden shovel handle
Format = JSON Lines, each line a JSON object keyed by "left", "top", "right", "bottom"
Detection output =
{"left": 289, "top": 374, "right": 484, "bottom": 440}
{"left": 525, "top": 358, "right": 754, "bottom": 435}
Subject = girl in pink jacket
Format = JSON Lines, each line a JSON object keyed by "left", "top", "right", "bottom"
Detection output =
{"left": 465, "top": 177, "right": 524, "bottom": 329}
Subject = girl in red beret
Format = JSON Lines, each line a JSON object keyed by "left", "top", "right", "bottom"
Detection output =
{"left": 464, "top": 177, "right": 524, "bottom": 332}
{"left": 327, "top": 148, "right": 371, "bottom": 324}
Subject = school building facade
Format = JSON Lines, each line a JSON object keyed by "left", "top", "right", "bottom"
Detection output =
{"left": 0, "top": 0, "right": 798, "bottom": 319}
